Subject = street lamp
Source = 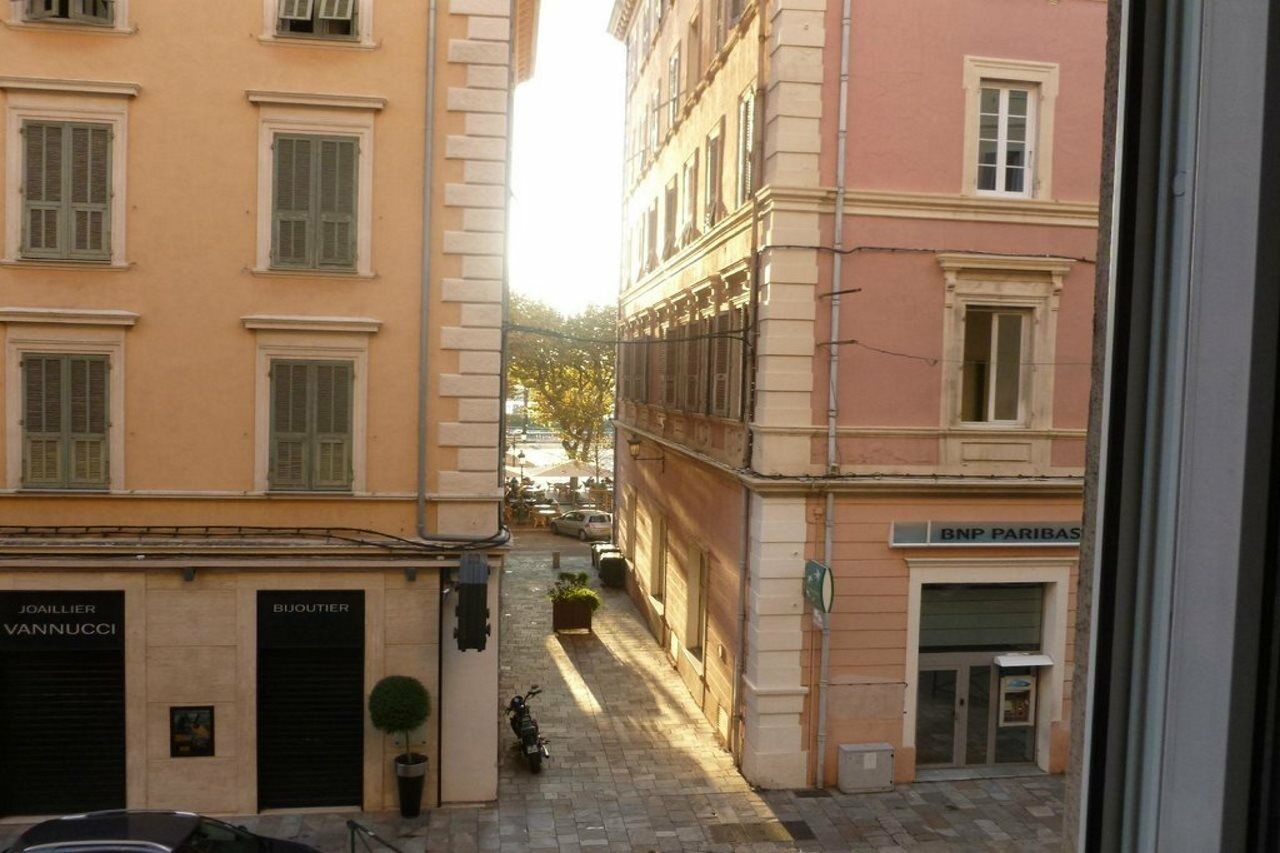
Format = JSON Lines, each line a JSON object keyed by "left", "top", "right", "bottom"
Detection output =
{"left": 516, "top": 450, "right": 526, "bottom": 482}
{"left": 626, "top": 437, "right": 665, "bottom": 472}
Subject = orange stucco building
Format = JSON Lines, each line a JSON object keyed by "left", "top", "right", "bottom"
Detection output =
{"left": 611, "top": 0, "right": 1103, "bottom": 787}
{"left": 0, "top": 0, "right": 537, "bottom": 818}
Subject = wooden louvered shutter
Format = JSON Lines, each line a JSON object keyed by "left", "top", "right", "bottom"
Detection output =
{"left": 730, "top": 306, "right": 746, "bottom": 418}
{"left": 312, "top": 362, "right": 353, "bottom": 489}
{"left": 272, "top": 136, "right": 314, "bottom": 267}
{"left": 278, "top": 0, "right": 314, "bottom": 20}
{"left": 659, "top": 330, "right": 676, "bottom": 407}
{"left": 317, "top": 137, "right": 358, "bottom": 269}
{"left": 318, "top": 0, "right": 354, "bottom": 20}
{"left": 684, "top": 321, "right": 705, "bottom": 412}
{"left": 71, "top": 0, "right": 114, "bottom": 23}
{"left": 25, "top": 0, "right": 57, "bottom": 19}
{"left": 270, "top": 361, "right": 310, "bottom": 489}
{"left": 738, "top": 92, "right": 755, "bottom": 206}
{"left": 69, "top": 124, "right": 111, "bottom": 260}
{"left": 22, "top": 122, "right": 64, "bottom": 258}
{"left": 711, "top": 313, "right": 731, "bottom": 416}
{"left": 67, "top": 356, "right": 109, "bottom": 486}
{"left": 22, "top": 356, "right": 64, "bottom": 487}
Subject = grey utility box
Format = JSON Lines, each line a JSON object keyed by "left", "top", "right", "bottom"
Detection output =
{"left": 837, "top": 743, "right": 895, "bottom": 793}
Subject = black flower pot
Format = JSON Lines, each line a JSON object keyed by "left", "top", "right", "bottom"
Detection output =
{"left": 395, "top": 753, "right": 428, "bottom": 818}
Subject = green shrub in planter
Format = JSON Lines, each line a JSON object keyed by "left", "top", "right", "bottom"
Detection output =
{"left": 548, "top": 572, "right": 602, "bottom": 632}
{"left": 369, "top": 675, "right": 431, "bottom": 817}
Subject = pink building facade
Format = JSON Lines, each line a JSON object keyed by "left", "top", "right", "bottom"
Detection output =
{"left": 612, "top": 0, "right": 1104, "bottom": 787}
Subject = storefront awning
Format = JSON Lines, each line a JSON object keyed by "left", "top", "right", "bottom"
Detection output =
{"left": 995, "top": 652, "right": 1054, "bottom": 668}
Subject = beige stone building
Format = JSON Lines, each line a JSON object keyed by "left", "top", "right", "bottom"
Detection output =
{"left": 611, "top": 0, "right": 1103, "bottom": 787}
{"left": 0, "top": 0, "right": 537, "bottom": 818}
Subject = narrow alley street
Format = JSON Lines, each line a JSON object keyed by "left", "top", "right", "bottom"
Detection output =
{"left": 468, "top": 532, "right": 1066, "bottom": 851}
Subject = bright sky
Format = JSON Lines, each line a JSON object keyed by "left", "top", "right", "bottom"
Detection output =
{"left": 508, "top": 0, "right": 624, "bottom": 316}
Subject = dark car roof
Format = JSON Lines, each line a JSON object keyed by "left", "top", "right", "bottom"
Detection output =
{"left": 16, "top": 812, "right": 199, "bottom": 851}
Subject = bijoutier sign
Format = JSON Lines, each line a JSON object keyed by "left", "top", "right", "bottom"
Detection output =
{"left": 257, "top": 590, "right": 364, "bottom": 649}
{"left": 0, "top": 591, "right": 125, "bottom": 650}
{"left": 891, "top": 521, "right": 1082, "bottom": 548}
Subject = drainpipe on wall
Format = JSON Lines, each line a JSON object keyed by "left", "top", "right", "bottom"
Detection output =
{"left": 416, "top": 0, "right": 511, "bottom": 546}
{"left": 731, "top": 0, "right": 770, "bottom": 768}
{"left": 815, "top": 0, "right": 853, "bottom": 790}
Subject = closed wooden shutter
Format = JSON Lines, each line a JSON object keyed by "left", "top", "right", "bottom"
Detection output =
{"left": 22, "top": 122, "right": 64, "bottom": 258}
{"left": 22, "top": 354, "right": 108, "bottom": 489}
{"left": 22, "top": 356, "right": 64, "bottom": 486}
{"left": 272, "top": 136, "right": 314, "bottom": 267}
{"left": 271, "top": 361, "right": 353, "bottom": 491}
{"left": 738, "top": 92, "right": 755, "bottom": 206}
{"left": 67, "top": 356, "right": 109, "bottom": 486}
{"left": 270, "top": 361, "right": 310, "bottom": 489}
{"left": 312, "top": 362, "right": 353, "bottom": 488}
{"left": 23, "top": 122, "right": 111, "bottom": 260}
{"left": 69, "top": 124, "right": 111, "bottom": 259}
{"left": 317, "top": 138, "right": 357, "bottom": 268}
{"left": 685, "top": 319, "right": 708, "bottom": 412}
{"left": 710, "top": 313, "right": 731, "bottom": 416}
{"left": 729, "top": 306, "right": 746, "bottom": 419}
{"left": 658, "top": 330, "right": 676, "bottom": 407}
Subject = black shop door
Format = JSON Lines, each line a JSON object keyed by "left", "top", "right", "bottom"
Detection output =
{"left": 0, "top": 591, "right": 126, "bottom": 817}
{"left": 257, "top": 591, "right": 365, "bottom": 810}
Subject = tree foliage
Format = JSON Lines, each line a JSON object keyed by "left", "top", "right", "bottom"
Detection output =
{"left": 507, "top": 296, "right": 615, "bottom": 462}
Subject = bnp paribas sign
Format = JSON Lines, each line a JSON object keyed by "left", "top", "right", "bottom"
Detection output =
{"left": 890, "top": 521, "right": 1082, "bottom": 548}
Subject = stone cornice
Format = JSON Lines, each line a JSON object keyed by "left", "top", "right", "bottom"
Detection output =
{"left": 241, "top": 314, "right": 381, "bottom": 334}
{"left": 937, "top": 252, "right": 1076, "bottom": 275}
{"left": 0, "top": 307, "right": 139, "bottom": 326}
{"left": 245, "top": 90, "right": 386, "bottom": 111}
{"left": 608, "top": 0, "right": 638, "bottom": 40}
{"left": 759, "top": 185, "right": 1099, "bottom": 228}
{"left": 0, "top": 76, "right": 139, "bottom": 97}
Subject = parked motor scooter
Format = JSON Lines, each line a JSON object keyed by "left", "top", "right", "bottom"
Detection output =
{"left": 505, "top": 685, "right": 550, "bottom": 773}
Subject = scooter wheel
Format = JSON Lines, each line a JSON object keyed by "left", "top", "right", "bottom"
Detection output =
{"left": 528, "top": 752, "right": 543, "bottom": 773}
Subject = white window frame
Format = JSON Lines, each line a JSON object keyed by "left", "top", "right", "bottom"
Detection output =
{"left": 4, "top": 318, "right": 131, "bottom": 492}
{"left": 962, "top": 57, "right": 1058, "bottom": 200}
{"left": 3, "top": 88, "right": 131, "bottom": 266}
{"left": 249, "top": 325, "right": 373, "bottom": 494}
{"left": 974, "top": 84, "right": 1037, "bottom": 198}
{"left": 938, "top": 253, "right": 1071, "bottom": 433}
{"left": 252, "top": 102, "right": 377, "bottom": 277}
{"left": 260, "top": 0, "right": 374, "bottom": 48}
{"left": 4, "top": 0, "right": 133, "bottom": 32}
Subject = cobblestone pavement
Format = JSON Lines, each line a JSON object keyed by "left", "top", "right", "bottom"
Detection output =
{"left": 0, "top": 533, "right": 1064, "bottom": 852}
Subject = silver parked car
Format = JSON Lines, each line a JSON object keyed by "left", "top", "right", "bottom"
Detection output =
{"left": 550, "top": 511, "right": 612, "bottom": 541}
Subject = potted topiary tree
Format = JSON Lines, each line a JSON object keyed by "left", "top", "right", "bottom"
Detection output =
{"left": 548, "top": 571, "right": 602, "bottom": 632}
{"left": 368, "top": 675, "right": 431, "bottom": 818}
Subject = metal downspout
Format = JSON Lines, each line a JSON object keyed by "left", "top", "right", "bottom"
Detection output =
{"left": 416, "top": 0, "right": 511, "bottom": 545}
{"left": 732, "top": 0, "right": 770, "bottom": 768}
{"left": 816, "top": 0, "right": 853, "bottom": 790}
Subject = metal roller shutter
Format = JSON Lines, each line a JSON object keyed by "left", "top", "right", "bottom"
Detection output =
{"left": 257, "top": 591, "right": 364, "bottom": 810}
{"left": 0, "top": 591, "right": 125, "bottom": 817}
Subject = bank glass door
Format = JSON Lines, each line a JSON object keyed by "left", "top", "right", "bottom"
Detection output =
{"left": 916, "top": 583, "right": 1042, "bottom": 768}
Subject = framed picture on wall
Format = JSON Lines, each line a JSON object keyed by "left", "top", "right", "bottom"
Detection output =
{"left": 170, "top": 705, "right": 215, "bottom": 757}
{"left": 999, "top": 675, "right": 1036, "bottom": 727}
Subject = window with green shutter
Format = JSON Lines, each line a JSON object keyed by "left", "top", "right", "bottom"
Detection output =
{"left": 271, "top": 134, "right": 358, "bottom": 271}
{"left": 276, "top": 0, "right": 357, "bottom": 40}
{"left": 25, "top": 0, "right": 114, "bottom": 25}
{"left": 21, "top": 121, "right": 112, "bottom": 261}
{"left": 269, "top": 360, "right": 354, "bottom": 491}
{"left": 22, "top": 354, "right": 109, "bottom": 490}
